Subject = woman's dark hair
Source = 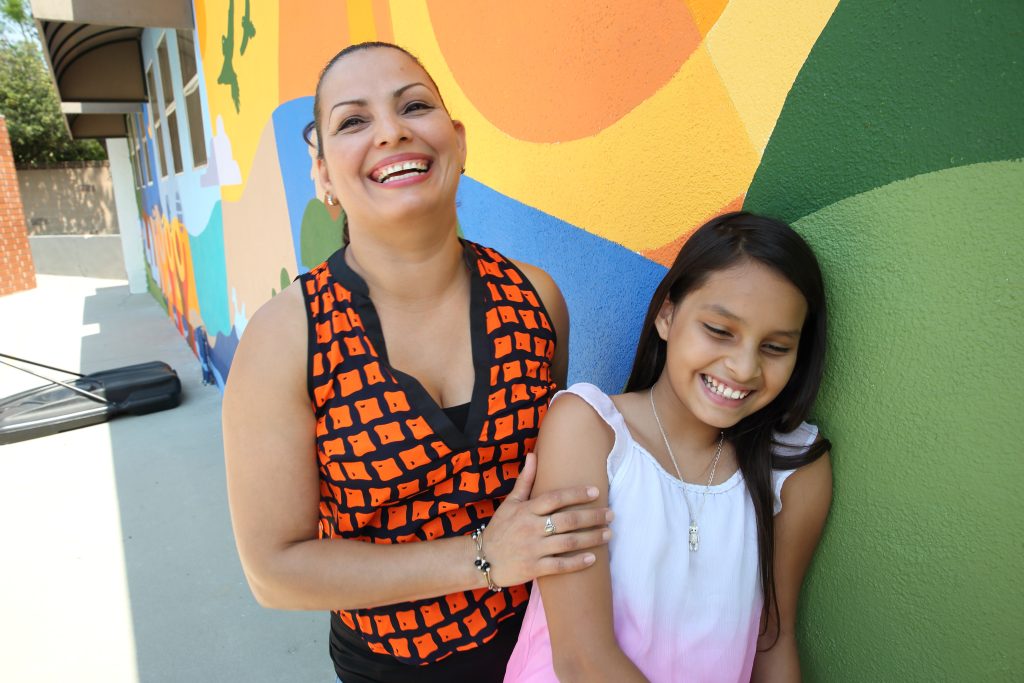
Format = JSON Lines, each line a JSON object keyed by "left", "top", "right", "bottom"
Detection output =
{"left": 301, "top": 41, "right": 443, "bottom": 159}
{"left": 624, "top": 211, "right": 831, "bottom": 648}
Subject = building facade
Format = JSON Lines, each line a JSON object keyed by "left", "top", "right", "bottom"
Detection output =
{"left": 31, "top": 1, "right": 1024, "bottom": 679}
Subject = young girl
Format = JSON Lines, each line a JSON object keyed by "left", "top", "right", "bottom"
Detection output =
{"left": 504, "top": 212, "right": 833, "bottom": 682}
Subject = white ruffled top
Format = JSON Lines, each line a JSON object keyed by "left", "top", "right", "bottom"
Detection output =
{"left": 504, "top": 383, "right": 818, "bottom": 683}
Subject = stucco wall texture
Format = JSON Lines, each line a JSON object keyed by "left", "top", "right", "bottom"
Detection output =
{"left": 131, "top": 1, "right": 1022, "bottom": 679}
{"left": 744, "top": 3, "right": 1022, "bottom": 678}
{"left": 17, "top": 163, "right": 119, "bottom": 235}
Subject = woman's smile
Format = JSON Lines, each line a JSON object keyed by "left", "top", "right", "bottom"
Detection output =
{"left": 367, "top": 153, "right": 433, "bottom": 186}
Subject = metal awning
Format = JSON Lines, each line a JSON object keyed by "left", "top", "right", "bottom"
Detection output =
{"left": 60, "top": 101, "right": 143, "bottom": 138}
{"left": 29, "top": 0, "right": 193, "bottom": 139}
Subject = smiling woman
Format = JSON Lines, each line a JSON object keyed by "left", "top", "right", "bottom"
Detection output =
{"left": 314, "top": 48, "right": 467, "bottom": 235}
{"left": 222, "top": 42, "right": 611, "bottom": 683}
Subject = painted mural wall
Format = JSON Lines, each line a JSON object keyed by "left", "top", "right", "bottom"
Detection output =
{"left": 132, "top": 1, "right": 1022, "bottom": 679}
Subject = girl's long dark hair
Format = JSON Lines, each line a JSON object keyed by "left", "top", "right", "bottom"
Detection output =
{"left": 624, "top": 211, "right": 831, "bottom": 647}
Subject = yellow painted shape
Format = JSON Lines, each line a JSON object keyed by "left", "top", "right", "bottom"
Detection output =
{"left": 347, "top": 0, "right": 379, "bottom": 43}
{"left": 687, "top": 0, "right": 729, "bottom": 36}
{"left": 200, "top": 0, "right": 280, "bottom": 203}
{"left": 222, "top": 119, "right": 297, "bottom": 327}
{"left": 706, "top": 0, "right": 838, "bottom": 153}
{"left": 393, "top": 3, "right": 758, "bottom": 251}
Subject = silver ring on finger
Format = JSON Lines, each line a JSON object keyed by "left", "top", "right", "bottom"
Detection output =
{"left": 544, "top": 515, "right": 557, "bottom": 536}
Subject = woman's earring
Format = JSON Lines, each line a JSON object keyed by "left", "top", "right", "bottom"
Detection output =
{"left": 325, "top": 192, "right": 339, "bottom": 207}
{"left": 460, "top": 167, "right": 466, "bottom": 175}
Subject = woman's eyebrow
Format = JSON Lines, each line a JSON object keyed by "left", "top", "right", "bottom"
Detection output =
{"left": 330, "top": 99, "right": 364, "bottom": 115}
{"left": 394, "top": 82, "right": 429, "bottom": 97}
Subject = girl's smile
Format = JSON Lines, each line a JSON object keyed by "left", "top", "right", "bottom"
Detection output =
{"left": 699, "top": 373, "right": 753, "bottom": 403}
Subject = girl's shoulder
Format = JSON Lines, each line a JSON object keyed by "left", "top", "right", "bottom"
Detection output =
{"left": 772, "top": 421, "right": 821, "bottom": 459}
{"left": 770, "top": 421, "right": 830, "bottom": 515}
{"left": 551, "top": 383, "right": 642, "bottom": 475}
{"left": 552, "top": 383, "right": 640, "bottom": 431}
{"left": 549, "top": 383, "right": 624, "bottom": 432}
{"left": 533, "top": 384, "right": 619, "bottom": 490}
{"left": 555, "top": 381, "right": 612, "bottom": 405}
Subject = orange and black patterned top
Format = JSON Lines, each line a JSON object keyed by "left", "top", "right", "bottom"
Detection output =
{"left": 300, "top": 240, "right": 557, "bottom": 679}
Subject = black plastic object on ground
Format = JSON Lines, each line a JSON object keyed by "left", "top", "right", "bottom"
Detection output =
{"left": 0, "top": 354, "right": 182, "bottom": 445}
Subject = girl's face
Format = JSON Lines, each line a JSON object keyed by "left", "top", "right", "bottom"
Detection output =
{"left": 316, "top": 48, "right": 466, "bottom": 228}
{"left": 655, "top": 260, "right": 808, "bottom": 431}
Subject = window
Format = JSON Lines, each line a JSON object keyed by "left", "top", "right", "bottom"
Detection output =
{"left": 127, "top": 112, "right": 152, "bottom": 187}
{"left": 146, "top": 66, "right": 168, "bottom": 178}
{"left": 177, "top": 29, "right": 207, "bottom": 167}
{"left": 156, "top": 37, "right": 183, "bottom": 174}
{"left": 126, "top": 115, "right": 142, "bottom": 187}
{"left": 137, "top": 113, "right": 152, "bottom": 185}
{"left": 166, "top": 109, "right": 183, "bottom": 174}
{"left": 138, "top": 113, "right": 153, "bottom": 185}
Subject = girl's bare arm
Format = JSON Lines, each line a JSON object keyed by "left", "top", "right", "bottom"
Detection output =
{"left": 531, "top": 394, "right": 649, "bottom": 683}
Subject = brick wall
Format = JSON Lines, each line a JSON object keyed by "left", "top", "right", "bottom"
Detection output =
{"left": 0, "top": 115, "right": 36, "bottom": 296}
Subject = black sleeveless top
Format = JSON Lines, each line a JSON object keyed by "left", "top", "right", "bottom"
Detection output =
{"left": 299, "top": 240, "right": 557, "bottom": 682}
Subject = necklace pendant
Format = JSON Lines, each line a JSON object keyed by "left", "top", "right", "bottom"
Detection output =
{"left": 688, "top": 521, "right": 699, "bottom": 552}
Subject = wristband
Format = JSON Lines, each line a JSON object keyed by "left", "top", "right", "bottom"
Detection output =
{"left": 471, "top": 525, "right": 501, "bottom": 592}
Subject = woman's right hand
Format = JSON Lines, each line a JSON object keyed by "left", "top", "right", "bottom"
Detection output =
{"left": 480, "top": 451, "right": 612, "bottom": 588}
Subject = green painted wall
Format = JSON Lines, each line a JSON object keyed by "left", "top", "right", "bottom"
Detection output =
{"left": 795, "top": 162, "right": 1022, "bottom": 680}
{"left": 746, "top": 1, "right": 1024, "bottom": 222}
{"left": 746, "top": 2, "right": 1023, "bottom": 679}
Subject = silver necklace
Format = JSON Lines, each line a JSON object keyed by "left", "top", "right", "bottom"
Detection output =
{"left": 649, "top": 388, "right": 725, "bottom": 552}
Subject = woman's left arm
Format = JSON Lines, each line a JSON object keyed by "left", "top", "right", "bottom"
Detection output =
{"left": 751, "top": 451, "right": 833, "bottom": 682}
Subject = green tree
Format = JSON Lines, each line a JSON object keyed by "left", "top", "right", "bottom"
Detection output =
{"left": 1, "top": 0, "right": 33, "bottom": 42}
{"left": 0, "top": 1, "right": 105, "bottom": 165}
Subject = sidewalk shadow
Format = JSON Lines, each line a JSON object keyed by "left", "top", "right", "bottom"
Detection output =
{"left": 80, "top": 284, "right": 326, "bottom": 682}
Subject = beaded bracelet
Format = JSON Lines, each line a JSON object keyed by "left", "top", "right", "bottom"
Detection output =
{"left": 471, "top": 524, "right": 501, "bottom": 592}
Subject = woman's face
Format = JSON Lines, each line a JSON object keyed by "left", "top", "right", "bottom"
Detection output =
{"left": 316, "top": 47, "right": 466, "bottom": 229}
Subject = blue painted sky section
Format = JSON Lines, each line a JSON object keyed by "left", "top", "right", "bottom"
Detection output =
{"left": 174, "top": 167, "right": 220, "bottom": 239}
{"left": 189, "top": 202, "right": 230, "bottom": 337}
{"left": 142, "top": 115, "right": 160, "bottom": 211}
{"left": 272, "top": 97, "right": 318, "bottom": 275}
{"left": 209, "top": 328, "right": 240, "bottom": 389}
{"left": 456, "top": 178, "right": 666, "bottom": 394}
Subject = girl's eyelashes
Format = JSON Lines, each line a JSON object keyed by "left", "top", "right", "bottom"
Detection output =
{"left": 703, "top": 322, "right": 792, "bottom": 354}
{"left": 762, "top": 343, "right": 792, "bottom": 355}
{"left": 702, "top": 323, "right": 731, "bottom": 338}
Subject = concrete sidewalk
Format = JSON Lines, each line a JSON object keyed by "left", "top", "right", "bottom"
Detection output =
{"left": 0, "top": 276, "right": 326, "bottom": 682}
